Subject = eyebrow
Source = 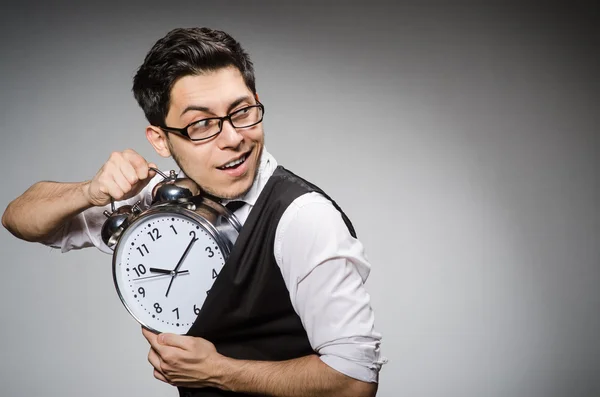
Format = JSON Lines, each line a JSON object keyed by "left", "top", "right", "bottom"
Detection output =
{"left": 180, "top": 95, "right": 254, "bottom": 117}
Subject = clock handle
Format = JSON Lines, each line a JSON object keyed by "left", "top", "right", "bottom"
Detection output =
{"left": 148, "top": 166, "right": 170, "bottom": 180}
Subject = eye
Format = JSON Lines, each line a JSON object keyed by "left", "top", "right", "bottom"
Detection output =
{"left": 232, "top": 107, "right": 252, "bottom": 120}
{"left": 192, "top": 119, "right": 210, "bottom": 128}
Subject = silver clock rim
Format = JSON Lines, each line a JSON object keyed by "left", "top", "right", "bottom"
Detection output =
{"left": 111, "top": 205, "right": 232, "bottom": 334}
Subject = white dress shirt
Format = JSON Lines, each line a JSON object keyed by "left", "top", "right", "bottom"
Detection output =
{"left": 46, "top": 148, "right": 386, "bottom": 382}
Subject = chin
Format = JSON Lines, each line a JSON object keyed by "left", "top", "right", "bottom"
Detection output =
{"left": 200, "top": 176, "right": 249, "bottom": 200}
{"left": 223, "top": 180, "right": 254, "bottom": 200}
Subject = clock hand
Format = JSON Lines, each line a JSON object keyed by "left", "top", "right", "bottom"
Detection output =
{"left": 173, "top": 236, "right": 197, "bottom": 273}
{"left": 149, "top": 267, "right": 173, "bottom": 275}
{"left": 132, "top": 270, "right": 189, "bottom": 281}
{"left": 165, "top": 236, "right": 198, "bottom": 298}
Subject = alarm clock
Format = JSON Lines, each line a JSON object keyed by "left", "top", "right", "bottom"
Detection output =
{"left": 101, "top": 168, "right": 241, "bottom": 334}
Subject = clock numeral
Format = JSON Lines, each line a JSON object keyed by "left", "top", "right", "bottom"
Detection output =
{"left": 153, "top": 303, "right": 162, "bottom": 313}
{"left": 206, "top": 247, "right": 214, "bottom": 258}
{"left": 170, "top": 225, "right": 178, "bottom": 235}
{"left": 212, "top": 269, "right": 218, "bottom": 279}
{"left": 138, "top": 287, "right": 145, "bottom": 298}
{"left": 147, "top": 228, "right": 162, "bottom": 242}
{"left": 172, "top": 307, "right": 179, "bottom": 320}
{"left": 132, "top": 264, "right": 147, "bottom": 277}
{"left": 189, "top": 230, "right": 199, "bottom": 241}
{"left": 194, "top": 304, "right": 201, "bottom": 315}
{"left": 137, "top": 244, "right": 149, "bottom": 257}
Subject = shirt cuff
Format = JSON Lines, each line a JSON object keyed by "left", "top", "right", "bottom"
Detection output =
{"left": 319, "top": 353, "right": 385, "bottom": 383}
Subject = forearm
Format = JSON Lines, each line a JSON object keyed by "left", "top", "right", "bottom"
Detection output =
{"left": 2, "top": 180, "right": 93, "bottom": 242}
{"left": 215, "top": 354, "right": 377, "bottom": 397}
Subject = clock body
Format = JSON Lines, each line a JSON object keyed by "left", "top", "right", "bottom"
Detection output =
{"left": 112, "top": 204, "right": 232, "bottom": 334}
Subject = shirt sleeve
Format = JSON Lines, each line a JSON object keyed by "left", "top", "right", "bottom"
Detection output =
{"left": 274, "top": 192, "right": 387, "bottom": 383}
{"left": 42, "top": 175, "right": 161, "bottom": 255}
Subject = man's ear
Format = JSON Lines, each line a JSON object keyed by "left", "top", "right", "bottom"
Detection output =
{"left": 146, "top": 126, "right": 172, "bottom": 158}
{"left": 255, "top": 92, "right": 260, "bottom": 102}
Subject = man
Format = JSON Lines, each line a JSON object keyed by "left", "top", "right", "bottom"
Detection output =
{"left": 2, "top": 27, "right": 385, "bottom": 396}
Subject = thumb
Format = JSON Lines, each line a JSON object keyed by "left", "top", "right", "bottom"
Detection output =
{"left": 148, "top": 163, "right": 158, "bottom": 178}
{"left": 158, "top": 333, "right": 186, "bottom": 348}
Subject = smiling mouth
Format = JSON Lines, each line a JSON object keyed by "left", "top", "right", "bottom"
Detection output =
{"left": 217, "top": 150, "right": 251, "bottom": 170}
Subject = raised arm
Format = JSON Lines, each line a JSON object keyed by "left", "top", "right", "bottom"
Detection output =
{"left": 2, "top": 149, "right": 156, "bottom": 242}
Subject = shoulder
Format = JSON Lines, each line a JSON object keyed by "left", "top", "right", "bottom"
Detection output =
{"left": 285, "top": 191, "right": 338, "bottom": 218}
{"left": 275, "top": 191, "right": 355, "bottom": 257}
{"left": 268, "top": 167, "right": 352, "bottom": 234}
{"left": 280, "top": 189, "right": 343, "bottom": 223}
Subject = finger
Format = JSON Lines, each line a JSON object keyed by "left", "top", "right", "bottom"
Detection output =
{"left": 112, "top": 170, "right": 133, "bottom": 195}
{"left": 104, "top": 182, "right": 125, "bottom": 202}
{"left": 147, "top": 347, "right": 169, "bottom": 383}
{"left": 148, "top": 163, "right": 158, "bottom": 178}
{"left": 96, "top": 166, "right": 125, "bottom": 199}
{"left": 145, "top": 334, "right": 168, "bottom": 357}
{"left": 119, "top": 160, "right": 141, "bottom": 186}
{"left": 124, "top": 149, "right": 151, "bottom": 180}
{"left": 147, "top": 347, "right": 162, "bottom": 371}
{"left": 104, "top": 152, "right": 132, "bottom": 186}
{"left": 109, "top": 152, "right": 140, "bottom": 186}
{"left": 158, "top": 333, "right": 189, "bottom": 349}
{"left": 145, "top": 332, "right": 170, "bottom": 371}
{"left": 154, "top": 368, "right": 168, "bottom": 383}
{"left": 142, "top": 327, "right": 160, "bottom": 348}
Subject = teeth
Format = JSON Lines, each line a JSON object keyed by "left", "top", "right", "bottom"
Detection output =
{"left": 221, "top": 155, "right": 247, "bottom": 169}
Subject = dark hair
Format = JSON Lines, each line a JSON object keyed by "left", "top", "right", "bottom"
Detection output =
{"left": 132, "top": 27, "right": 256, "bottom": 126}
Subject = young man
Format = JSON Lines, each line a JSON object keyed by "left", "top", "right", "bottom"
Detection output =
{"left": 2, "top": 27, "right": 385, "bottom": 396}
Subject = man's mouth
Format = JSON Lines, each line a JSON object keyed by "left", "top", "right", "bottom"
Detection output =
{"left": 217, "top": 151, "right": 250, "bottom": 170}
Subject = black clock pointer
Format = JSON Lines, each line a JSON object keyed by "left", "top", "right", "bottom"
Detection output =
{"left": 132, "top": 270, "right": 189, "bottom": 281}
{"left": 149, "top": 267, "right": 174, "bottom": 275}
{"left": 165, "top": 236, "right": 197, "bottom": 297}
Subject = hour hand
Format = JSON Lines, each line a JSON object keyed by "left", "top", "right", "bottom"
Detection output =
{"left": 149, "top": 267, "right": 173, "bottom": 275}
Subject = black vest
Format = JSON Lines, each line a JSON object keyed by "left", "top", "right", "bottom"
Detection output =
{"left": 179, "top": 166, "right": 356, "bottom": 397}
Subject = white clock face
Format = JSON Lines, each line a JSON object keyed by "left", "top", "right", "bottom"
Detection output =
{"left": 113, "top": 210, "right": 226, "bottom": 334}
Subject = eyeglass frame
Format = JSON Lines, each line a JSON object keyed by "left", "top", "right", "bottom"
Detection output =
{"left": 157, "top": 102, "right": 265, "bottom": 141}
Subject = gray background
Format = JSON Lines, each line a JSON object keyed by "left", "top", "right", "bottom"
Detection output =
{"left": 0, "top": 2, "right": 598, "bottom": 397}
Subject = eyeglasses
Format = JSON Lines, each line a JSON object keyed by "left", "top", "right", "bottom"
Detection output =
{"left": 158, "top": 102, "right": 265, "bottom": 141}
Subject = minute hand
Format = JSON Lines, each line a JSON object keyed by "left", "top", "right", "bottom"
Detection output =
{"left": 165, "top": 236, "right": 197, "bottom": 297}
{"left": 133, "top": 270, "right": 189, "bottom": 281}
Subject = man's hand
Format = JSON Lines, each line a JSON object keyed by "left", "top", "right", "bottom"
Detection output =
{"left": 142, "top": 327, "right": 224, "bottom": 388}
{"left": 141, "top": 328, "right": 378, "bottom": 396}
{"left": 2, "top": 149, "right": 158, "bottom": 241}
{"left": 85, "top": 149, "right": 157, "bottom": 207}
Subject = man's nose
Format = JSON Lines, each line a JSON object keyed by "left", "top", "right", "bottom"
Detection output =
{"left": 218, "top": 118, "right": 243, "bottom": 147}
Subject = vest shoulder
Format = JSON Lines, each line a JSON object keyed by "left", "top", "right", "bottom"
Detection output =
{"left": 270, "top": 166, "right": 357, "bottom": 238}
{"left": 272, "top": 166, "right": 321, "bottom": 194}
